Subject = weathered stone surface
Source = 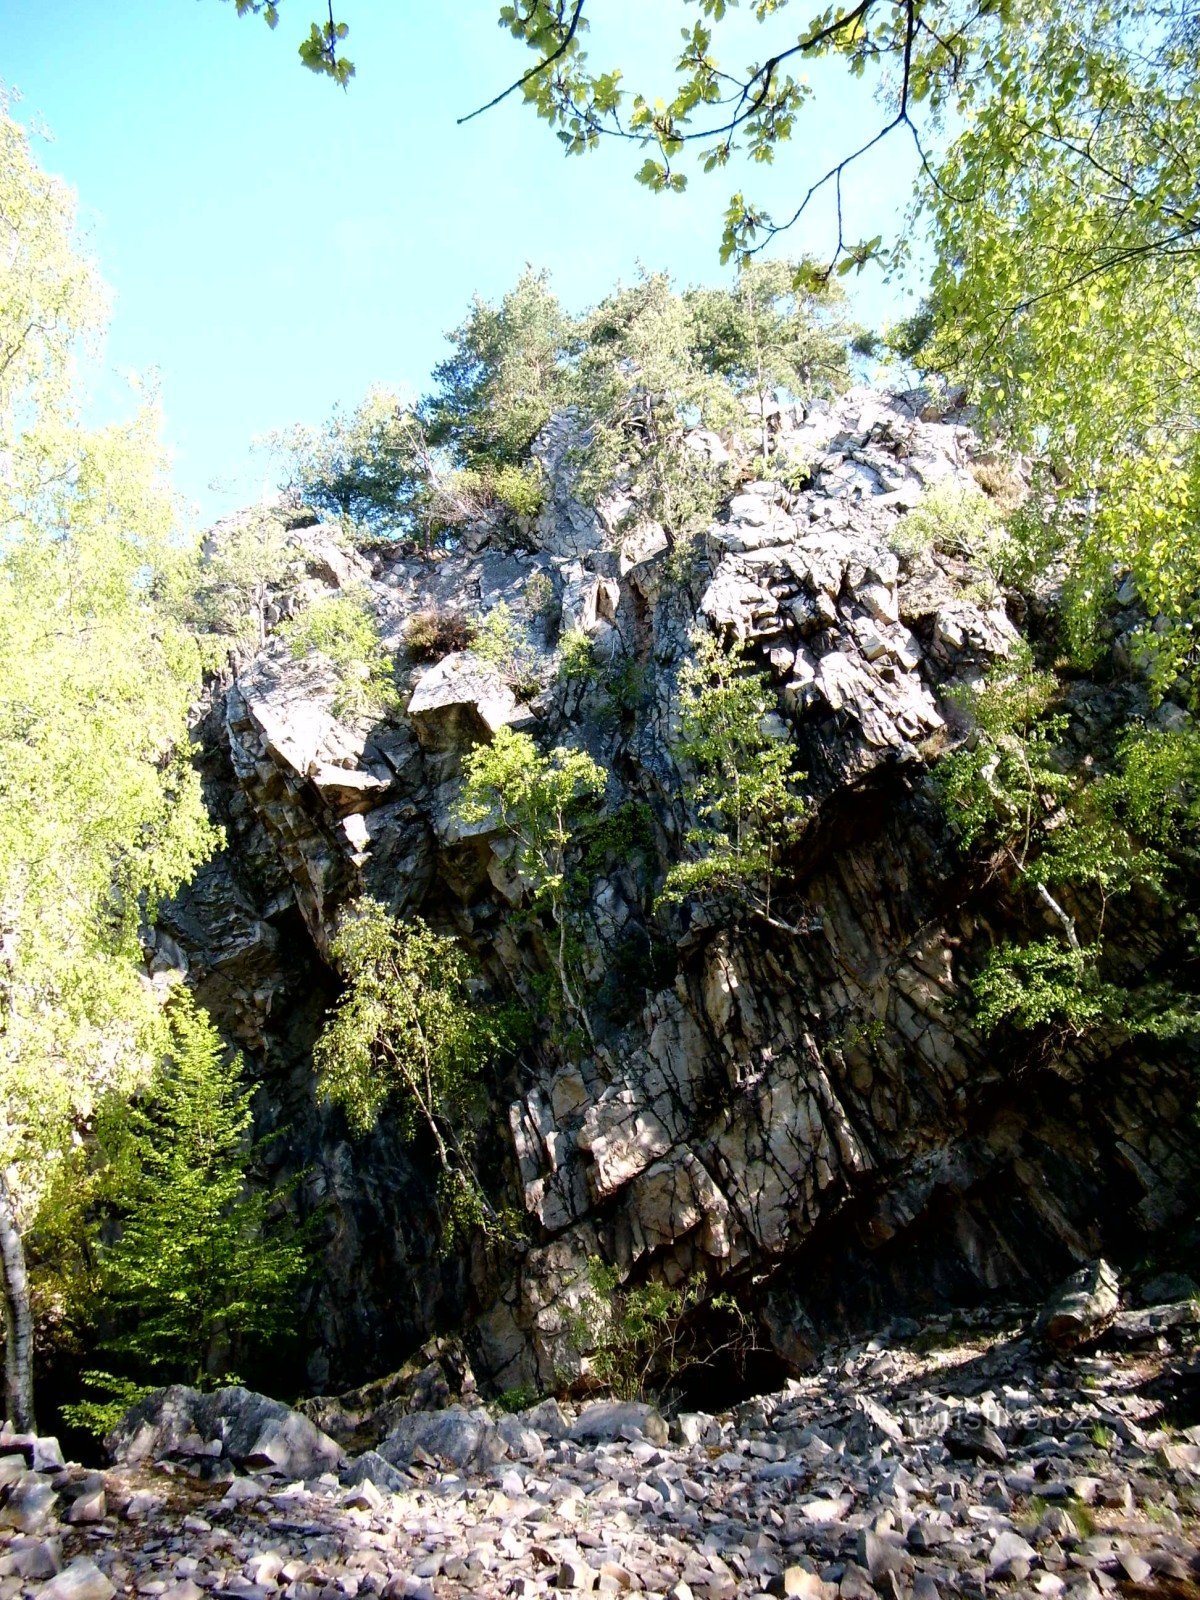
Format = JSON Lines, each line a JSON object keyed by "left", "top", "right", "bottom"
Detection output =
{"left": 340, "top": 1449, "right": 407, "bottom": 1496}
{"left": 406, "top": 651, "right": 528, "bottom": 750}
{"left": 378, "top": 1405, "right": 505, "bottom": 1471}
{"left": 159, "top": 386, "right": 1200, "bottom": 1396}
{"left": 40, "top": 1558, "right": 115, "bottom": 1600}
{"left": 107, "top": 1386, "right": 343, "bottom": 1478}
{"left": 38, "top": 1323, "right": 1200, "bottom": 1600}
{"left": 0, "top": 1475, "right": 56, "bottom": 1531}
{"left": 1139, "top": 1271, "right": 1200, "bottom": 1306}
{"left": 568, "top": 1401, "right": 669, "bottom": 1446}
{"left": 945, "top": 1415, "right": 1008, "bottom": 1464}
{"left": 1035, "top": 1260, "right": 1121, "bottom": 1351}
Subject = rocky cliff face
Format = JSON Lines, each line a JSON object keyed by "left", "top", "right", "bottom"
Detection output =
{"left": 159, "top": 389, "right": 1198, "bottom": 1397}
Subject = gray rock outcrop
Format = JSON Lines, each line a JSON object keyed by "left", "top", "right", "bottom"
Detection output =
{"left": 107, "top": 1386, "right": 344, "bottom": 1479}
{"left": 159, "top": 388, "right": 1200, "bottom": 1393}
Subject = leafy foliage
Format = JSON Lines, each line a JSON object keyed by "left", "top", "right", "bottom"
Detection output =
{"left": 281, "top": 586, "right": 397, "bottom": 717}
{"left": 917, "top": 0, "right": 1200, "bottom": 701}
{"left": 314, "top": 900, "right": 506, "bottom": 1240}
{"left": 572, "top": 272, "right": 740, "bottom": 543}
{"left": 938, "top": 655, "right": 1200, "bottom": 1041}
{"left": 0, "top": 103, "right": 105, "bottom": 429}
{"left": 72, "top": 996, "right": 307, "bottom": 1406}
{"left": 522, "top": 569, "right": 557, "bottom": 624}
{"left": 457, "top": 728, "right": 607, "bottom": 1044}
{"left": 221, "top": 1, "right": 353, "bottom": 84}
{"left": 423, "top": 269, "right": 575, "bottom": 469}
{"left": 177, "top": 508, "right": 295, "bottom": 654}
{"left": 271, "top": 387, "right": 435, "bottom": 542}
{"left": 972, "top": 940, "right": 1115, "bottom": 1038}
{"left": 890, "top": 480, "right": 1007, "bottom": 572}
{"left": 660, "top": 630, "right": 806, "bottom": 931}
{"left": 557, "top": 627, "right": 599, "bottom": 683}
{"left": 564, "top": 1257, "right": 753, "bottom": 1403}
{"left": 0, "top": 105, "right": 221, "bottom": 1426}
{"left": 934, "top": 651, "right": 1069, "bottom": 858}
{"left": 487, "top": 1, "right": 1001, "bottom": 267}
{"left": 468, "top": 601, "right": 542, "bottom": 695}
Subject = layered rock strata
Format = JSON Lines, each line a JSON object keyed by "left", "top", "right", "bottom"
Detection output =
{"left": 159, "top": 389, "right": 1199, "bottom": 1391}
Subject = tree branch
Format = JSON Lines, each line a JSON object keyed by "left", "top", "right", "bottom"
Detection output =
{"left": 459, "top": 0, "right": 587, "bottom": 125}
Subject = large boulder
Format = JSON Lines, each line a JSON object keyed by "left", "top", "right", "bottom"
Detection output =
{"left": 377, "top": 1404, "right": 507, "bottom": 1472}
{"left": 406, "top": 653, "right": 530, "bottom": 751}
{"left": 1034, "top": 1259, "right": 1121, "bottom": 1352}
{"left": 107, "top": 1386, "right": 344, "bottom": 1479}
{"left": 567, "top": 1400, "right": 669, "bottom": 1446}
{"left": 341, "top": 1449, "right": 409, "bottom": 1494}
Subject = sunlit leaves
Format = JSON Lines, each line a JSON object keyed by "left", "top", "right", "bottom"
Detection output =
{"left": 659, "top": 629, "right": 806, "bottom": 927}
{"left": 0, "top": 108, "right": 219, "bottom": 1239}
{"left": 456, "top": 726, "right": 606, "bottom": 1042}
{"left": 920, "top": 0, "right": 1200, "bottom": 701}
{"left": 225, "top": 1, "right": 354, "bottom": 85}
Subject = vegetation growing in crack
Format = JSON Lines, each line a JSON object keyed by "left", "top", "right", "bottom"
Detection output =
{"left": 889, "top": 479, "right": 1009, "bottom": 575}
{"left": 468, "top": 601, "right": 542, "bottom": 697}
{"left": 564, "top": 1257, "right": 756, "bottom": 1404}
{"left": 314, "top": 898, "right": 516, "bottom": 1245}
{"left": 659, "top": 630, "right": 808, "bottom": 934}
{"left": 936, "top": 651, "right": 1200, "bottom": 1042}
{"left": 455, "top": 728, "right": 607, "bottom": 1052}
{"left": 270, "top": 263, "right": 856, "bottom": 560}
{"left": 281, "top": 586, "right": 398, "bottom": 717}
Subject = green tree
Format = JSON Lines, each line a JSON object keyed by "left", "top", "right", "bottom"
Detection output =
{"left": 485, "top": 0, "right": 1200, "bottom": 713}
{"left": 937, "top": 654, "right": 1200, "bottom": 1041}
{"left": 273, "top": 383, "right": 542, "bottom": 552}
{"left": 456, "top": 727, "right": 607, "bottom": 1046}
{"left": 272, "top": 386, "right": 435, "bottom": 540}
{"left": 573, "top": 272, "right": 738, "bottom": 544}
{"left": 423, "top": 268, "right": 575, "bottom": 469}
{"left": 659, "top": 630, "right": 807, "bottom": 933}
{"left": 686, "top": 258, "right": 854, "bottom": 461}
{"left": 313, "top": 899, "right": 504, "bottom": 1239}
{"left": 81, "top": 996, "right": 307, "bottom": 1397}
{"left": 920, "top": 0, "right": 1200, "bottom": 702}
{"left": 179, "top": 506, "right": 295, "bottom": 653}
{"left": 0, "top": 109, "right": 219, "bottom": 1428}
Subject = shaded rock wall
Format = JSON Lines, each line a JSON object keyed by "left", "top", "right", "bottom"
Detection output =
{"left": 160, "top": 390, "right": 1199, "bottom": 1393}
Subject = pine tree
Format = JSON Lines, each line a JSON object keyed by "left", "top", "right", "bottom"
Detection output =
{"left": 93, "top": 996, "right": 307, "bottom": 1391}
{"left": 572, "top": 272, "right": 740, "bottom": 545}
{"left": 686, "top": 259, "right": 854, "bottom": 462}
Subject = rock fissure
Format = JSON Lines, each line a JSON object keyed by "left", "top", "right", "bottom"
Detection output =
{"left": 162, "top": 387, "right": 1199, "bottom": 1393}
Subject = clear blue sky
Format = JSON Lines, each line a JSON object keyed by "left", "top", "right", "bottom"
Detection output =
{"left": 6, "top": 1, "right": 924, "bottom": 526}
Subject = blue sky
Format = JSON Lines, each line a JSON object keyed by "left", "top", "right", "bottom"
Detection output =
{"left": 7, "top": 1, "right": 924, "bottom": 526}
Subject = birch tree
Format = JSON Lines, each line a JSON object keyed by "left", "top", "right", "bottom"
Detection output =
{"left": 0, "top": 107, "right": 219, "bottom": 1427}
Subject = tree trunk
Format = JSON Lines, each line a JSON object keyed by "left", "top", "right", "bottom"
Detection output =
{"left": 0, "top": 1178, "right": 35, "bottom": 1431}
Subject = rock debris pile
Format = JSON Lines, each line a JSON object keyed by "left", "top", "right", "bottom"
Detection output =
{"left": 3, "top": 1303, "right": 1198, "bottom": 1600}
